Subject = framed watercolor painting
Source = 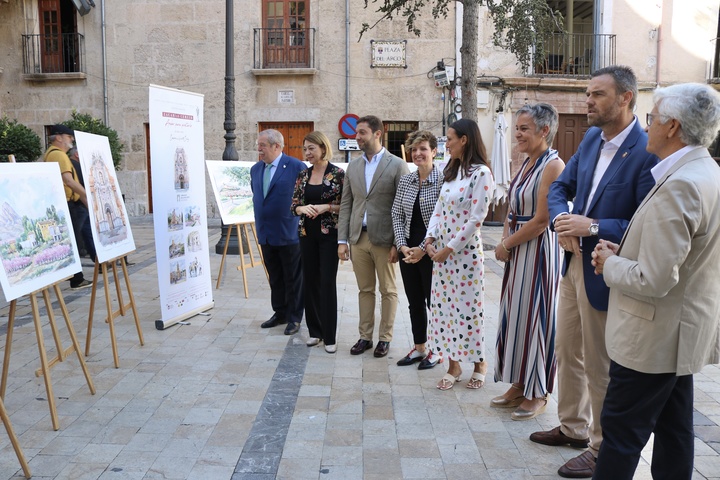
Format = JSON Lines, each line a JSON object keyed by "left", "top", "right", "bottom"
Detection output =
{"left": 0, "top": 162, "right": 82, "bottom": 302}
{"left": 74, "top": 131, "right": 136, "bottom": 264}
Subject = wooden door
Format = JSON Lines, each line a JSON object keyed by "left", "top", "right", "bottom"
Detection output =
{"left": 39, "top": 0, "right": 62, "bottom": 73}
{"left": 258, "top": 122, "right": 313, "bottom": 161}
{"left": 554, "top": 114, "right": 589, "bottom": 163}
{"left": 262, "top": 0, "right": 308, "bottom": 68}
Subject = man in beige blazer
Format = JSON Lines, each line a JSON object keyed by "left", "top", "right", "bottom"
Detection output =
{"left": 338, "top": 115, "right": 409, "bottom": 357}
{"left": 592, "top": 83, "right": 720, "bottom": 479}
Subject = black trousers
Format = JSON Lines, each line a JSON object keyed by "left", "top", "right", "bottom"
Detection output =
{"left": 260, "top": 243, "right": 304, "bottom": 325}
{"left": 67, "top": 200, "right": 96, "bottom": 286}
{"left": 398, "top": 250, "right": 433, "bottom": 345}
{"left": 300, "top": 229, "right": 339, "bottom": 345}
{"left": 594, "top": 360, "right": 694, "bottom": 480}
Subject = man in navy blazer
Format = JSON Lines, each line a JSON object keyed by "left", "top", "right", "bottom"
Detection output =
{"left": 251, "top": 129, "right": 307, "bottom": 335}
{"left": 529, "top": 66, "right": 659, "bottom": 478}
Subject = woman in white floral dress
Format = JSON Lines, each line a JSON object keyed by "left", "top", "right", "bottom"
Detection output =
{"left": 425, "top": 119, "right": 495, "bottom": 391}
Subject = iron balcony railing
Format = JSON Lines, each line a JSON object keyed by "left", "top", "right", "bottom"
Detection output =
{"left": 532, "top": 33, "right": 616, "bottom": 77}
{"left": 22, "top": 33, "right": 85, "bottom": 75}
{"left": 253, "top": 27, "right": 315, "bottom": 69}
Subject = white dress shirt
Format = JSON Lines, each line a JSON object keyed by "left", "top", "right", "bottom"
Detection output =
{"left": 584, "top": 118, "right": 637, "bottom": 214}
{"left": 651, "top": 145, "right": 702, "bottom": 183}
{"left": 362, "top": 147, "right": 385, "bottom": 226}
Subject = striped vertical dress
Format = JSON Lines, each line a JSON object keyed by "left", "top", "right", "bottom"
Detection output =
{"left": 494, "top": 149, "right": 561, "bottom": 399}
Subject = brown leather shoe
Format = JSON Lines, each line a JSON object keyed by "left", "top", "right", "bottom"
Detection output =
{"left": 529, "top": 426, "right": 589, "bottom": 448}
{"left": 558, "top": 451, "right": 596, "bottom": 478}
{"left": 350, "top": 339, "right": 373, "bottom": 355}
{"left": 373, "top": 341, "right": 390, "bottom": 357}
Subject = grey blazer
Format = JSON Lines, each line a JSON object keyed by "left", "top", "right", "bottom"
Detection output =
{"left": 337, "top": 149, "right": 409, "bottom": 247}
{"left": 603, "top": 148, "right": 720, "bottom": 375}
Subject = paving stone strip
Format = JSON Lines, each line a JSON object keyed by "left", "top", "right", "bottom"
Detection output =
{"left": 232, "top": 338, "right": 310, "bottom": 479}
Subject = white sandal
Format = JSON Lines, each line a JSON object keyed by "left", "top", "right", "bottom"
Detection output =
{"left": 466, "top": 372, "right": 485, "bottom": 389}
{"left": 437, "top": 373, "right": 461, "bottom": 391}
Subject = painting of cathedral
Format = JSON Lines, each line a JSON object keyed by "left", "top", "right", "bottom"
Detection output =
{"left": 74, "top": 131, "right": 136, "bottom": 264}
{"left": 87, "top": 152, "right": 128, "bottom": 244}
{"left": 174, "top": 147, "right": 189, "bottom": 191}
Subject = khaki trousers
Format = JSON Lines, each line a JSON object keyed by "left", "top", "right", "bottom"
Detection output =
{"left": 351, "top": 232, "right": 398, "bottom": 342}
{"left": 555, "top": 254, "right": 610, "bottom": 455}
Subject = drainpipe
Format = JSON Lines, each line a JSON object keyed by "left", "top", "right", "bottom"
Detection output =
{"left": 345, "top": 0, "right": 350, "bottom": 162}
{"left": 101, "top": 0, "right": 109, "bottom": 124}
{"left": 655, "top": 25, "right": 662, "bottom": 87}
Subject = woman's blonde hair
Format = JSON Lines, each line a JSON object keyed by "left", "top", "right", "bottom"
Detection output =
{"left": 303, "top": 131, "right": 333, "bottom": 161}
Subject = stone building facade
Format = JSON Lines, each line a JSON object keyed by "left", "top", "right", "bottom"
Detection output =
{"left": 0, "top": 0, "right": 718, "bottom": 217}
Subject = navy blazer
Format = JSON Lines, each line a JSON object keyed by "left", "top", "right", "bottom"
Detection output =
{"left": 251, "top": 153, "right": 307, "bottom": 246}
{"left": 547, "top": 120, "right": 659, "bottom": 311}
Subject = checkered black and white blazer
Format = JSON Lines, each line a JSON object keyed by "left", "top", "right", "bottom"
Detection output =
{"left": 391, "top": 165, "right": 443, "bottom": 250}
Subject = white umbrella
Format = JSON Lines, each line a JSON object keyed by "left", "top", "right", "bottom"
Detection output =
{"left": 490, "top": 112, "right": 511, "bottom": 205}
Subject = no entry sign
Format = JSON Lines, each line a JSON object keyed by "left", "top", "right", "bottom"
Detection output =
{"left": 338, "top": 114, "right": 360, "bottom": 139}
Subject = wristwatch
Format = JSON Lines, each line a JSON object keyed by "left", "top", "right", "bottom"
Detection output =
{"left": 589, "top": 220, "right": 599, "bottom": 236}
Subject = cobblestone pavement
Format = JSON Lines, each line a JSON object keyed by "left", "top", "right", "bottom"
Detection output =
{"left": 1, "top": 216, "right": 718, "bottom": 479}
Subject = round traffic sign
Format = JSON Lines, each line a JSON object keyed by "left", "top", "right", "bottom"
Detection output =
{"left": 338, "top": 114, "right": 360, "bottom": 139}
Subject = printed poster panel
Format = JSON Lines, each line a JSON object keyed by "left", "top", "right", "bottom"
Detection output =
{"left": 205, "top": 160, "right": 255, "bottom": 225}
{"left": 149, "top": 84, "right": 213, "bottom": 329}
{"left": 0, "top": 162, "right": 82, "bottom": 302}
{"left": 74, "top": 131, "right": 136, "bottom": 263}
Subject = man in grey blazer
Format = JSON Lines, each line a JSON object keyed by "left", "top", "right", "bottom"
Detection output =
{"left": 338, "top": 115, "right": 409, "bottom": 357}
{"left": 592, "top": 83, "right": 720, "bottom": 479}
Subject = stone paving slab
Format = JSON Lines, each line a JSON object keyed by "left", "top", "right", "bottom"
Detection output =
{"left": 0, "top": 216, "right": 718, "bottom": 479}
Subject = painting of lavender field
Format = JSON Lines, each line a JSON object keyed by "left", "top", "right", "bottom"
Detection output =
{"left": 0, "top": 163, "right": 82, "bottom": 302}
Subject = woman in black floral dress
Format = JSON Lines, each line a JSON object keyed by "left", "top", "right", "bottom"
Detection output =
{"left": 291, "top": 131, "right": 345, "bottom": 353}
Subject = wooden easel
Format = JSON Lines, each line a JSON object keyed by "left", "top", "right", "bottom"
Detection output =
{"left": 0, "top": 393, "right": 31, "bottom": 478}
{"left": 216, "top": 223, "right": 268, "bottom": 297}
{"left": 86, "top": 256, "right": 145, "bottom": 368}
{"left": 1, "top": 282, "right": 96, "bottom": 431}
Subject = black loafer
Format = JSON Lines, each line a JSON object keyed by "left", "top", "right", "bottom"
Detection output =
{"left": 350, "top": 339, "right": 373, "bottom": 355}
{"left": 373, "top": 341, "right": 390, "bottom": 358}
{"left": 261, "top": 313, "right": 287, "bottom": 329}
{"left": 284, "top": 322, "right": 300, "bottom": 335}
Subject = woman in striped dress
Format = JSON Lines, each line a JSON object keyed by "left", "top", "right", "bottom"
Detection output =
{"left": 492, "top": 103, "right": 565, "bottom": 420}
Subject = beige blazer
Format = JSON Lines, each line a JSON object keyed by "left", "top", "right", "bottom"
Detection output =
{"left": 337, "top": 149, "right": 409, "bottom": 247}
{"left": 603, "top": 148, "right": 720, "bottom": 375}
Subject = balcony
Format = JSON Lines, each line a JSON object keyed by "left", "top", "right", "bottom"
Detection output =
{"left": 21, "top": 33, "right": 86, "bottom": 80}
{"left": 252, "top": 28, "right": 316, "bottom": 76}
{"left": 531, "top": 33, "right": 616, "bottom": 78}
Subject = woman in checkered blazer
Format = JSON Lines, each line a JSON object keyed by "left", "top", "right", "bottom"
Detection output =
{"left": 391, "top": 130, "right": 444, "bottom": 370}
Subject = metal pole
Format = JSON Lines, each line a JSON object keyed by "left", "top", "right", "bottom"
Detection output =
{"left": 216, "top": 0, "right": 241, "bottom": 254}
{"left": 345, "top": 0, "right": 351, "bottom": 163}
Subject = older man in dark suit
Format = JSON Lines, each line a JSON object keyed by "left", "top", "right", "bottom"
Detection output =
{"left": 592, "top": 83, "right": 720, "bottom": 480}
{"left": 251, "top": 129, "right": 306, "bottom": 335}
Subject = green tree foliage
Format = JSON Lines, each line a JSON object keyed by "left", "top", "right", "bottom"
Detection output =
{"left": 361, "top": 0, "right": 563, "bottom": 121}
{"left": 223, "top": 166, "right": 251, "bottom": 186}
{"left": 0, "top": 117, "right": 43, "bottom": 162}
{"left": 62, "top": 110, "right": 125, "bottom": 169}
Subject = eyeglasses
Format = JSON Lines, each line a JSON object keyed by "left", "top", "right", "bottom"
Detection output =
{"left": 646, "top": 113, "right": 667, "bottom": 127}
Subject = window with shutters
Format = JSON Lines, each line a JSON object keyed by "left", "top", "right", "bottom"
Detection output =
{"left": 253, "top": 0, "right": 316, "bottom": 71}
{"left": 22, "top": 0, "right": 86, "bottom": 78}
